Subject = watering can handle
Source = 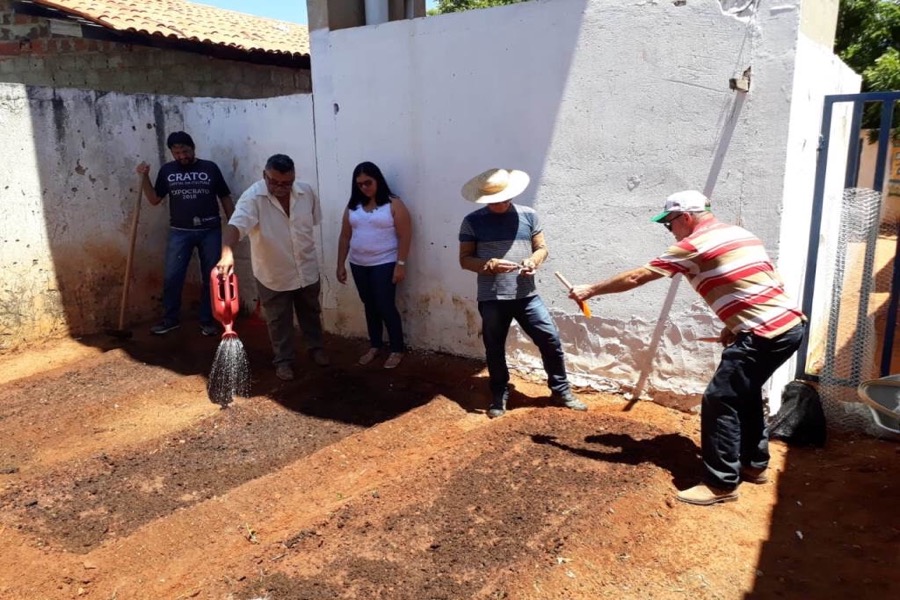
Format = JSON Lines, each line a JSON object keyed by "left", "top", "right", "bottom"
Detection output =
{"left": 210, "top": 268, "right": 240, "bottom": 326}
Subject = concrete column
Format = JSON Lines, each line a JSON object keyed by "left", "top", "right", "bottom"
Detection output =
{"left": 307, "top": 0, "right": 424, "bottom": 31}
{"left": 799, "top": 0, "right": 840, "bottom": 48}
{"left": 306, "top": 0, "right": 366, "bottom": 32}
{"left": 389, "top": 0, "right": 425, "bottom": 20}
{"left": 365, "top": 0, "right": 389, "bottom": 25}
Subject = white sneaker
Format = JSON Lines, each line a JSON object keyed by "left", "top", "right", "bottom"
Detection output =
{"left": 384, "top": 352, "right": 403, "bottom": 369}
{"left": 358, "top": 348, "right": 379, "bottom": 365}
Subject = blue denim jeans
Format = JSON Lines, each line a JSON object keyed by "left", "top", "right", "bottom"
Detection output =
{"left": 350, "top": 262, "right": 405, "bottom": 352}
{"left": 162, "top": 227, "right": 221, "bottom": 326}
{"left": 478, "top": 295, "right": 570, "bottom": 397}
{"left": 701, "top": 322, "right": 806, "bottom": 489}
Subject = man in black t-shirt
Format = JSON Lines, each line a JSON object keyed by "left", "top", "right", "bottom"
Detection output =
{"left": 137, "top": 131, "right": 234, "bottom": 335}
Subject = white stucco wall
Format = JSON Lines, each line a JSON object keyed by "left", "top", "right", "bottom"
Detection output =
{"left": 310, "top": 0, "right": 850, "bottom": 403}
{"left": 181, "top": 96, "right": 319, "bottom": 311}
{"left": 0, "top": 85, "right": 314, "bottom": 350}
{"left": 2, "top": 0, "right": 859, "bottom": 412}
{"left": 772, "top": 32, "right": 861, "bottom": 410}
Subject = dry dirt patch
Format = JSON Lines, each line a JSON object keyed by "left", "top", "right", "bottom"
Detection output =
{"left": 0, "top": 327, "right": 897, "bottom": 599}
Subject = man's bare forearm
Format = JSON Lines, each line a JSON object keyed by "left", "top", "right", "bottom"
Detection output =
{"left": 221, "top": 225, "right": 241, "bottom": 252}
{"left": 571, "top": 267, "right": 663, "bottom": 302}
{"left": 460, "top": 255, "right": 490, "bottom": 273}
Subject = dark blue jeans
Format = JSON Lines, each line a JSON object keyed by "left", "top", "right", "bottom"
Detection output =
{"left": 478, "top": 295, "right": 570, "bottom": 397}
{"left": 701, "top": 322, "right": 806, "bottom": 489}
{"left": 162, "top": 227, "right": 221, "bottom": 326}
{"left": 350, "top": 262, "right": 404, "bottom": 352}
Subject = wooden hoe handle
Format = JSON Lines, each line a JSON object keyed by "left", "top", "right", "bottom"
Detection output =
{"left": 554, "top": 271, "right": 592, "bottom": 318}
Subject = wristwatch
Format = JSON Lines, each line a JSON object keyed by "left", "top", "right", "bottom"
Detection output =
{"left": 397, "top": 260, "right": 406, "bottom": 266}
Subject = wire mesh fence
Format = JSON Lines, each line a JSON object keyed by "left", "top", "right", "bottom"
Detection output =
{"left": 814, "top": 187, "right": 899, "bottom": 436}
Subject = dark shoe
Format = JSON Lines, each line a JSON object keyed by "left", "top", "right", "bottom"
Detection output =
{"left": 150, "top": 321, "right": 180, "bottom": 335}
{"left": 740, "top": 466, "right": 769, "bottom": 484}
{"left": 487, "top": 390, "right": 508, "bottom": 419}
{"left": 553, "top": 390, "right": 587, "bottom": 411}
{"left": 275, "top": 364, "right": 294, "bottom": 381}
{"left": 676, "top": 483, "right": 739, "bottom": 506}
{"left": 310, "top": 349, "right": 330, "bottom": 367}
{"left": 200, "top": 323, "right": 221, "bottom": 337}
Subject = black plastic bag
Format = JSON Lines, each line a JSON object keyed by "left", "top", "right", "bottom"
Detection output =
{"left": 769, "top": 380, "right": 827, "bottom": 447}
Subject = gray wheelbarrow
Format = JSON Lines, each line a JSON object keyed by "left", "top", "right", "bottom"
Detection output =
{"left": 856, "top": 375, "right": 900, "bottom": 436}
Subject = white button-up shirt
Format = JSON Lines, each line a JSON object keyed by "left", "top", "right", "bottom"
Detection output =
{"left": 229, "top": 179, "right": 321, "bottom": 292}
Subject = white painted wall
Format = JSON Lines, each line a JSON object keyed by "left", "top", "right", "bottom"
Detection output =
{"left": 2, "top": 0, "right": 859, "bottom": 413}
{"left": 0, "top": 85, "right": 314, "bottom": 351}
{"left": 771, "top": 32, "right": 861, "bottom": 411}
{"left": 310, "top": 0, "right": 854, "bottom": 403}
{"left": 182, "top": 96, "right": 319, "bottom": 311}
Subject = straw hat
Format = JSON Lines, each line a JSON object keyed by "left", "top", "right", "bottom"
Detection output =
{"left": 461, "top": 168, "right": 530, "bottom": 204}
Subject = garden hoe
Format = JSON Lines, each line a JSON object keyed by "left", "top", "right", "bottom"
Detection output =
{"left": 107, "top": 177, "right": 143, "bottom": 340}
{"left": 553, "top": 271, "right": 592, "bottom": 318}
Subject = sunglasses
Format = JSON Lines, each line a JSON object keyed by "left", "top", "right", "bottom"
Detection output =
{"left": 663, "top": 213, "right": 685, "bottom": 231}
{"left": 356, "top": 179, "right": 375, "bottom": 189}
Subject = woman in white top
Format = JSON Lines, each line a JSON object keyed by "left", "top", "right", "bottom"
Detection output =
{"left": 336, "top": 162, "right": 412, "bottom": 369}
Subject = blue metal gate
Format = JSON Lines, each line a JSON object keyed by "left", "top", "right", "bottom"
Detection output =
{"left": 796, "top": 91, "right": 900, "bottom": 383}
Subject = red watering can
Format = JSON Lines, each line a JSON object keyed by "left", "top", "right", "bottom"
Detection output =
{"left": 210, "top": 268, "right": 240, "bottom": 337}
{"left": 207, "top": 267, "right": 250, "bottom": 407}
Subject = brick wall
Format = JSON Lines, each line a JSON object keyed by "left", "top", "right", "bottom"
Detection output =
{"left": 0, "top": 2, "right": 311, "bottom": 98}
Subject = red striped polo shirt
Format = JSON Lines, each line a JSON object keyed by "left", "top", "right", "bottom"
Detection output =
{"left": 644, "top": 218, "right": 805, "bottom": 338}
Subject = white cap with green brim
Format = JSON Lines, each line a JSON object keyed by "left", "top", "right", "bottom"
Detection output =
{"left": 651, "top": 190, "right": 711, "bottom": 222}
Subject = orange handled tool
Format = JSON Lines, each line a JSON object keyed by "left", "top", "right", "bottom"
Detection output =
{"left": 554, "top": 272, "right": 592, "bottom": 318}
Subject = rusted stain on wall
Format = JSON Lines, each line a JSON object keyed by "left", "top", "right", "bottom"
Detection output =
{"left": 2, "top": 86, "right": 316, "bottom": 352}
{"left": 1, "top": 85, "right": 183, "bottom": 351}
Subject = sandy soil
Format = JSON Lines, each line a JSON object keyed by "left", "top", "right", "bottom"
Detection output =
{"left": 0, "top": 322, "right": 897, "bottom": 600}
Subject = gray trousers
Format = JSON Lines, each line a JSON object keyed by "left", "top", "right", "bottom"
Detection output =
{"left": 256, "top": 278, "right": 324, "bottom": 366}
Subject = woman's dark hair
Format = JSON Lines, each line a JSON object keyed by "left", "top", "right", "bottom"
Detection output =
{"left": 348, "top": 161, "right": 394, "bottom": 210}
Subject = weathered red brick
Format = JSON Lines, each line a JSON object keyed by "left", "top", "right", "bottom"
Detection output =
{"left": 0, "top": 40, "right": 20, "bottom": 55}
{"left": 30, "top": 39, "right": 51, "bottom": 55}
{"left": 13, "top": 14, "right": 38, "bottom": 25}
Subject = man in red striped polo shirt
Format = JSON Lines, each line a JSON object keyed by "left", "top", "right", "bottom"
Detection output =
{"left": 570, "top": 190, "right": 806, "bottom": 506}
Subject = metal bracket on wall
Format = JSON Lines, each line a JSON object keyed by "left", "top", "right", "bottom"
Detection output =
{"left": 729, "top": 67, "right": 752, "bottom": 93}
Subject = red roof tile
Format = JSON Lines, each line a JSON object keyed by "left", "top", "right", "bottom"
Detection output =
{"left": 31, "top": 0, "right": 309, "bottom": 57}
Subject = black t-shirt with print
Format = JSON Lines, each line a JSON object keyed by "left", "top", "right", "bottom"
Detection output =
{"left": 154, "top": 159, "right": 231, "bottom": 229}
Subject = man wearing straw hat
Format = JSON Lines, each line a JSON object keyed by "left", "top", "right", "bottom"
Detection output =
{"left": 569, "top": 190, "right": 806, "bottom": 506}
{"left": 459, "top": 168, "right": 587, "bottom": 418}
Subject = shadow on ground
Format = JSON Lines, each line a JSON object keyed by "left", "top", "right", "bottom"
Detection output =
{"left": 531, "top": 431, "right": 700, "bottom": 490}
{"left": 747, "top": 434, "right": 900, "bottom": 598}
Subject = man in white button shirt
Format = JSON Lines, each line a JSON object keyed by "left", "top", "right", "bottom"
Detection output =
{"left": 217, "top": 154, "right": 328, "bottom": 381}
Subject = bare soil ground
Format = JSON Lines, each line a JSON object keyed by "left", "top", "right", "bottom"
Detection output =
{"left": 0, "top": 321, "right": 897, "bottom": 600}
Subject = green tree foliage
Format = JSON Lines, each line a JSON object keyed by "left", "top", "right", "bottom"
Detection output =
{"left": 834, "top": 0, "right": 900, "bottom": 135}
{"left": 429, "top": 0, "right": 527, "bottom": 15}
